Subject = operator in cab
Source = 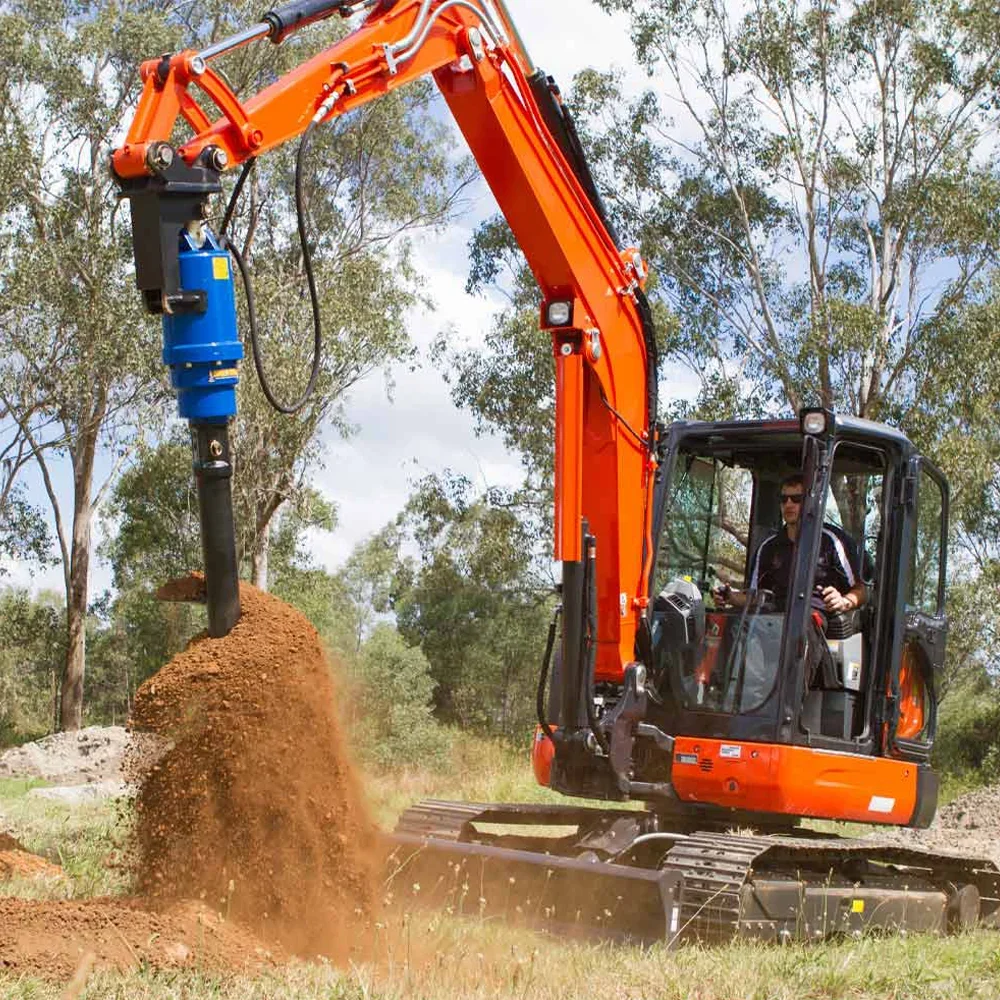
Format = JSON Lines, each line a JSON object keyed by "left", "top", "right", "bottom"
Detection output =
{"left": 713, "top": 474, "right": 866, "bottom": 616}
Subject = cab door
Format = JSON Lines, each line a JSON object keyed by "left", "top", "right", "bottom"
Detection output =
{"left": 889, "top": 458, "right": 948, "bottom": 758}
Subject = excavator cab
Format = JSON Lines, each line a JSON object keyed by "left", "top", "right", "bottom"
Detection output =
{"left": 646, "top": 409, "right": 947, "bottom": 789}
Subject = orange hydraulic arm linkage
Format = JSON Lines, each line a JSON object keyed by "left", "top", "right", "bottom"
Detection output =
{"left": 113, "top": 0, "right": 660, "bottom": 753}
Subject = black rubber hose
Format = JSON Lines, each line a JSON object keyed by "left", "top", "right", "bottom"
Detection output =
{"left": 582, "top": 535, "right": 610, "bottom": 754}
{"left": 536, "top": 605, "right": 561, "bottom": 743}
{"left": 224, "top": 117, "right": 323, "bottom": 415}
{"left": 219, "top": 158, "right": 255, "bottom": 239}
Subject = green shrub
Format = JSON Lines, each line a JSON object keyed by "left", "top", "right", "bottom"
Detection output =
{"left": 0, "top": 589, "right": 62, "bottom": 744}
{"left": 933, "top": 668, "right": 1000, "bottom": 783}
{"left": 349, "top": 625, "right": 450, "bottom": 769}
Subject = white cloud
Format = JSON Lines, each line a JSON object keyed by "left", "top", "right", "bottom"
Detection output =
{"left": 309, "top": 246, "right": 525, "bottom": 570}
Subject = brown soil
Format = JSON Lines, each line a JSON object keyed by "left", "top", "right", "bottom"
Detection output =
{"left": 0, "top": 847, "right": 63, "bottom": 880}
{"left": 0, "top": 898, "right": 279, "bottom": 978}
{"left": 875, "top": 783, "right": 1000, "bottom": 869}
{"left": 0, "top": 832, "right": 24, "bottom": 852}
{"left": 0, "top": 577, "right": 381, "bottom": 981}
{"left": 129, "top": 578, "right": 381, "bottom": 959}
{"left": 155, "top": 571, "right": 208, "bottom": 603}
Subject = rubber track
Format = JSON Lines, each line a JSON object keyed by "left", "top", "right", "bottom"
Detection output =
{"left": 659, "top": 833, "right": 770, "bottom": 941}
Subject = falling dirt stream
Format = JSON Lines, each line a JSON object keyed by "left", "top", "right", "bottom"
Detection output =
{"left": 0, "top": 577, "right": 381, "bottom": 976}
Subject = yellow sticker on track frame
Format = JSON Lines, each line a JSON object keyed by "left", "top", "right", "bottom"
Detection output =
{"left": 851, "top": 899, "right": 865, "bottom": 913}
{"left": 213, "top": 257, "right": 230, "bottom": 280}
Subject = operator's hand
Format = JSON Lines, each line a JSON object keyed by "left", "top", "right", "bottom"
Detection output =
{"left": 820, "top": 586, "right": 852, "bottom": 614}
{"left": 711, "top": 583, "right": 732, "bottom": 606}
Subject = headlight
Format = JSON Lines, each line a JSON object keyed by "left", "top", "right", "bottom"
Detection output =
{"left": 802, "top": 411, "right": 827, "bottom": 435}
{"left": 546, "top": 300, "right": 573, "bottom": 327}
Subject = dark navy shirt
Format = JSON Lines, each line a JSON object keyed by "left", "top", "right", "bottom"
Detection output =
{"left": 748, "top": 523, "right": 859, "bottom": 604}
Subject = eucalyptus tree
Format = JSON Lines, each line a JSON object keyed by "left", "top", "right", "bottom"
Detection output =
{"left": 0, "top": 0, "right": 472, "bottom": 728}
{"left": 0, "top": 0, "right": 179, "bottom": 729}
{"left": 392, "top": 472, "right": 553, "bottom": 736}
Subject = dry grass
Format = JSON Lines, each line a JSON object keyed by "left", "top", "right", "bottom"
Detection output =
{"left": 1, "top": 742, "right": 999, "bottom": 998}
{"left": 0, "top": 928, "right": 998, "bottom": 999}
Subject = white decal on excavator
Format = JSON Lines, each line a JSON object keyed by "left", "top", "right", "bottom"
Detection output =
{"left": 867, "top": 796, "right": 895, "bottom": 814}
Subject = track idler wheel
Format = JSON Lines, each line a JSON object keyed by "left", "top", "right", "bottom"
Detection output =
{"left": 946, "top": 884, "right": 980, "bottom": 931}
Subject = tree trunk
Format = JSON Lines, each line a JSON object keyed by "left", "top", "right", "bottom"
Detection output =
{"left": 251, "top": 518, "right": 270, "bottom": 592}
{"left": 59, "top": 429, "right": 98, "bottom": 732}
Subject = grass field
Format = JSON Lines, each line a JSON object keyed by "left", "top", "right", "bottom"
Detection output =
{"left": 1, "top": 737, "right": 999, "bottom": 999}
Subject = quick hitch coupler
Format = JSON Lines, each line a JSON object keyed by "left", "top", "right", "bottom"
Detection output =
{"left": 162, "top": 227, "right": 244, "bottom": 637}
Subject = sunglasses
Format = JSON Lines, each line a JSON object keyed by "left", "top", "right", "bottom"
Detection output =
{"left": 780, "top": 493, "right": 805, "bottom": 504}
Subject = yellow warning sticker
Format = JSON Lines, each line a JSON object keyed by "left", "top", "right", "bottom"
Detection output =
{"left": 851, "top": 899, "right": 865, "bottom": 914}
{"left": 209, "top": 368, "right": 239, "bottom": 381}
{"left": 213, "top": 257, "right": 230, "bottom": 280}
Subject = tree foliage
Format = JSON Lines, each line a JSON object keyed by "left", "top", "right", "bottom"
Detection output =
{"left": 392, "top": 473, "right": 553, "bottom": 738}
{"left": 0, "top": 0, "right": 178, "bottom": 728}
{"left": 349, "top": 625, "right": 449, "bottom": 769}
{"left": 0, "top": 589, "right": 63, "bottom": 744}
{"left": 590, "top": 0, "right": 1000, "bottom": 422}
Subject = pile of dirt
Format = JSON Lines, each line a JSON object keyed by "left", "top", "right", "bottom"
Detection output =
{"left": 0, "top": 898, "right": 279, "bottom": 978}
{"left": 0, "top": 831, "right": 63, "bottom": 881}
{"left": 936, "top": 785, "right": 1000, "bottom": 833}
{"left": 0, "top": 577, "right": 381, "bottom": 980}
{"left": 128, "top": 577, "right": 381, "bottom": 959}
{"left": 867, "top": 783, "right": 1000, "bottom": 868}
{"left": 0, "top": 726, "right": 167, "bottom": 787}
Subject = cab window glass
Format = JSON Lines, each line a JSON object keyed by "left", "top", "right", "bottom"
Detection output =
{"left": 909, "top": 470, "right": 944, "bottom": 614}
{"left": 823, "top": 449, "right": 884, "bottom": 586}
{"left": 656, "top": 455, "right": 753, "bottom": 595}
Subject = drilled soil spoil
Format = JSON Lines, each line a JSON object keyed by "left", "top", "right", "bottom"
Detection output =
{"left": 130, "top": 578, "right": 381, "bottom": 957}
{"left": 0, "top": 899, "right": 278, "bottom": 978}
{"left": 0, "top": 577, "right": 381, "bottom": 979}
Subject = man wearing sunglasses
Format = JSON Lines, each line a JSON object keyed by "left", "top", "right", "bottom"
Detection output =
{"left": 713, "top": 474, "right": 866, "bottom": 615}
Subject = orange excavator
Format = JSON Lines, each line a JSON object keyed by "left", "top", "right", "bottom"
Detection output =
{"left": 113, "top": 0, "right": 998, "bottom": 943}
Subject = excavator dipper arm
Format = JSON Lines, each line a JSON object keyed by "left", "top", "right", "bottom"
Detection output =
{"left": 114, "top": 0, "right": 658, "bottom": 702}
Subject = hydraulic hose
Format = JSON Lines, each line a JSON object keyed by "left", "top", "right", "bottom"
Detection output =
{"left": 582, "top": 534, "right": 610, "bottom": 754}
{"left": 536, "top": 605, "right": 561, "bottom": 743}
{"left": 221, "top": 117, "right": 324, "bottom": 415}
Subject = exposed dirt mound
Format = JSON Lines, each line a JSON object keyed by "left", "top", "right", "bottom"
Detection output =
{"left": 128, "top": 577, "right": 380, "bottom": 959}
{"left": 936, "top": 785, "right": 1000, "bottom": 833}
{"left": 0, "top": 846, "right": 63, "bottom": 881}
{"left": 0, "top": 832, "right": 23, "bottom": 851}
{"left": 867, "top": 783, "right": 1000, "bottom": 869}
{"left": 0, "top": 898, "right": 279, "bottom": 978}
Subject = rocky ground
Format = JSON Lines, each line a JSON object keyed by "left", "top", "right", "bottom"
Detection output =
{"left": 873, "top": 784, "right": 1000, "bottom": 868}
{"left": 0, "top": 725, "right": 170, "bottom": 802}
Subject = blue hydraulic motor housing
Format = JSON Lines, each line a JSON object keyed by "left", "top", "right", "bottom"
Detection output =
{"left": 162, "top": 228, "right": 244, "bottom": 421}
{"left": 160, "top": 225, "right": 243, "bottom": 638}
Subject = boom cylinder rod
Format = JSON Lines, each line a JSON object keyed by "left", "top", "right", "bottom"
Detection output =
{"left": 197, "top": 23, "right": 271, "bottom": 63}
{"left": 560, "top": 552, "right": 586, "bottom": 730}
